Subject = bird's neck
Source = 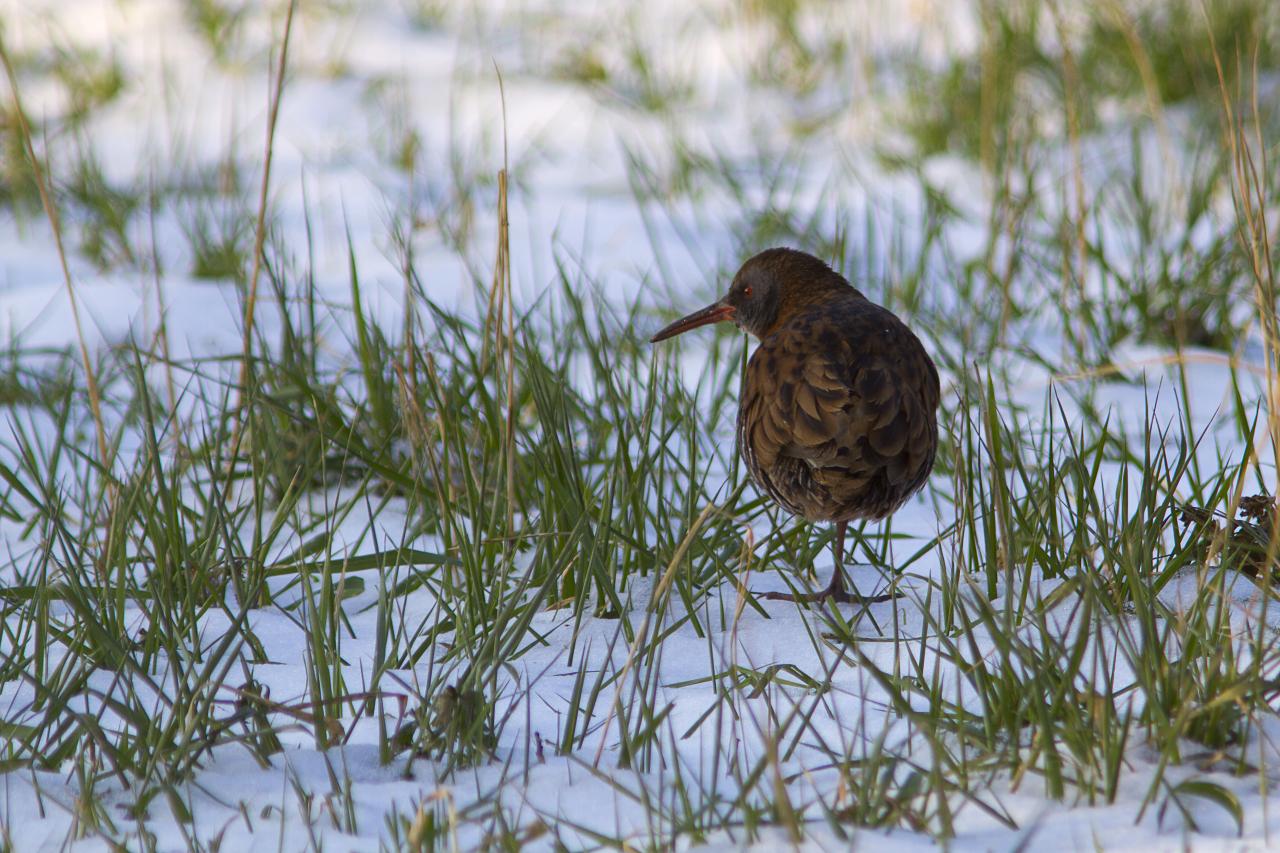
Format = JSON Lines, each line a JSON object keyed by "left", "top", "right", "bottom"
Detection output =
{"left": 757, "top": 285, "right": 862, "bottom": 339}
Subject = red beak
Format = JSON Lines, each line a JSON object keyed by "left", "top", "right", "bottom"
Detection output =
{"left": 650, "top": 302, "right": 736, "bottom": 343}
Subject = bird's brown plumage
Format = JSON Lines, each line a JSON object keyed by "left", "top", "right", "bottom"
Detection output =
{"left": 737, "top": 286, "right": 939, "bottom": 525}
{"left": 651, "top": 247, "right": 939, "bottom": 604}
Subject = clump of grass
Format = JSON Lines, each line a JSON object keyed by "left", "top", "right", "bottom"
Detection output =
{"left": 185, "top": 205, "right": 251, "bottom": 280}
{"left": 617, "top": 31, "right": 696, "bottom": 113}
{"left": 900, "top": 1, "right": 1057, "bottom": 165}
{"left": 1181, "top": 494, "right": 1280, "bottom": 585}
{"left": 555, "top": 45, "right": 609, "bottom": 86}
{"left": 1081, "top": 0, "right": 1279, "bottom": 106}
{"left": 183, "top": 0, "right": 251, "bottom": 66}
{"left": 44, "top": 45, "right": 126, "bottom": 127}
{"left": 2, "top": 0, "right": 1280, "bottom": 848}
{"left": 398, "top": 682, "right": 497, "bottom": 765}
{"left": 0, "top": 105, "right": 42, "bottom": 209}
{"left": 738, "top": 0, "right": 845, "bottom": 97}
{"left": 403, "top": 0, "right": 449, "bottom": 31}
{"left": 66, "top": 151, "right": 142, "bottom": 271}
{"left": 898, "top": 0, "right": 1278, "bottom": 167}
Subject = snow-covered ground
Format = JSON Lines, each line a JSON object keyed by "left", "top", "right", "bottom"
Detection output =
{"left": 1, "top": 0, "right": 1279, "bottom": 849}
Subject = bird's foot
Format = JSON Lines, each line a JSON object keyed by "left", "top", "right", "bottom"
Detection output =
{"left": 761, "top": 588, "right": 899, "bottom": 605}
{"left": 757, "top": 559, "right": 901, "bottom": 606}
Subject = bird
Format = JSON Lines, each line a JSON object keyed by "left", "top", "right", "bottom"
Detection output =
{"left": 650, "top": 247, "right": 940, "bottom": 605}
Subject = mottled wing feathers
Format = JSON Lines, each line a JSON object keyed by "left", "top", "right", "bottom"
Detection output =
{"left": 737, "top": 296, "right": 939, "bottom": 523}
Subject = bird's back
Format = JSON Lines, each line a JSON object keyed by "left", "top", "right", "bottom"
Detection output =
{"left": 736, "top": 290, "right": 939, "bottom": 523}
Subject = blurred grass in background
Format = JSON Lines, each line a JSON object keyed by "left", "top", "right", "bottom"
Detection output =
{"left": 0, "top": 0, "right": 1277, "bottom": 847}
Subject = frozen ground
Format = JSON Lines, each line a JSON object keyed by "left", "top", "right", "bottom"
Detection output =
{"left": 1, "top": 0, "right": 1279, "bottom": 850}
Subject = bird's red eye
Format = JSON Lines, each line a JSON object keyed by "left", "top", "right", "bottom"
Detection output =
{"left": 743, "top": 286, "right": 753, "bottom": 297}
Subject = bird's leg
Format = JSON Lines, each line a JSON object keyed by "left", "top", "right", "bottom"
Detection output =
{"left": 764, "top": 521, "right": 898, "bottom": 605}
{"left": 819, "top": 521, "right": 857, "bottom": 602}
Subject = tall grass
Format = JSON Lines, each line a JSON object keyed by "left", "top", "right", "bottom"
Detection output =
{"left": 0, "top": 0, "right": 1278, "bottom": 848}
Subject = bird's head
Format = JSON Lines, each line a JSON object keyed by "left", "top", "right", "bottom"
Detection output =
{"left": 650, "top": 248, "right": 854, "bottom": 343}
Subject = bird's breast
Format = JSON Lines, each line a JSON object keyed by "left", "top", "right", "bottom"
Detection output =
{"left": 734, "top": 298, "right": 939, "bottom": 524}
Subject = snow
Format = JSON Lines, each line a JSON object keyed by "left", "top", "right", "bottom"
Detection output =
{"left": 1, "top": 0, "right": 1278, "bottom": 850}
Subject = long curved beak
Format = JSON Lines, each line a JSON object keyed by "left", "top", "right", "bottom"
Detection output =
{"left": 650, "top": 302, "right": 735, "bottom": 343}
